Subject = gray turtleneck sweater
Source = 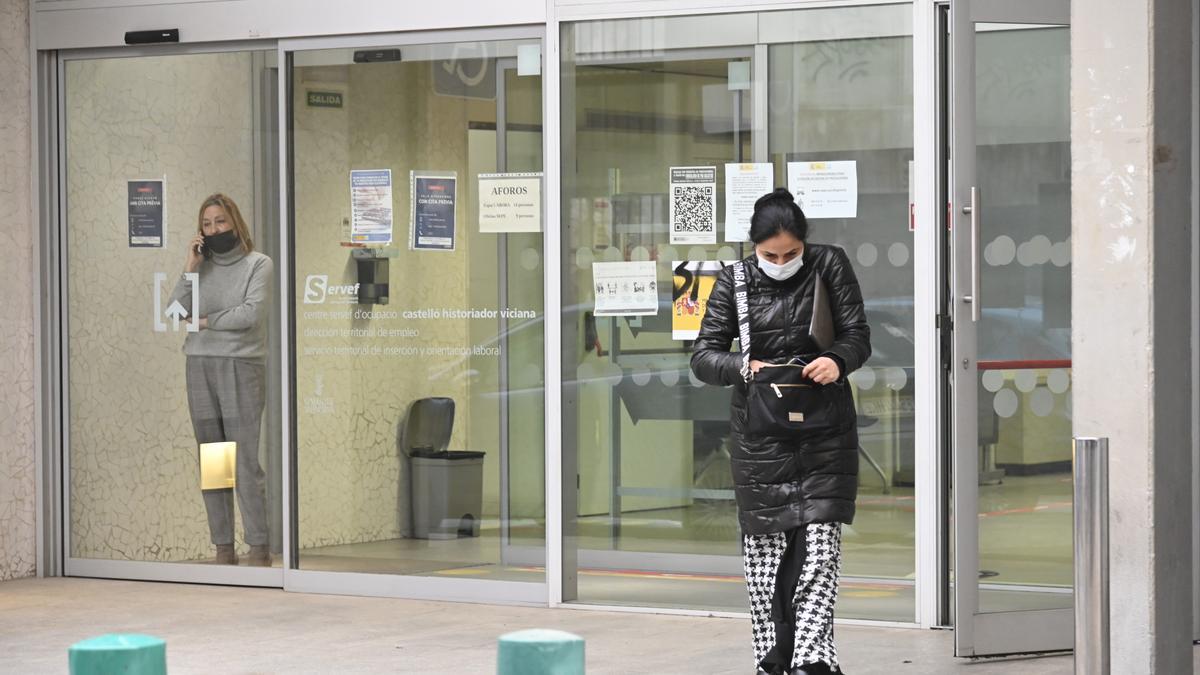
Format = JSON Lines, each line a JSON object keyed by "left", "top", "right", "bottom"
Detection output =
{"left": 167, "top": 248, "right": 273, "bottom": 360}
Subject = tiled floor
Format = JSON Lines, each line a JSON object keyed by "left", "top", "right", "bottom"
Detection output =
{"left": 0, "top": 577, "right": 1123, "bottom": 674}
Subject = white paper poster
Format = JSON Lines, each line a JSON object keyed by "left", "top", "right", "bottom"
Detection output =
{"left": 669, "top": 166, "right": 717, "bottom": 245}
{"left": 724, "top": 163, "right": 774, "bottom": 241}
{"left": 349, "top": 169, "right": 394, "bottom": 244}
{"left": 786, "top": 161, "right": 858, "bottom": 219}
{"left": 478, "top": 172, "right": 542, "bottom": 233}
{"left": 592, "top": 261, "right": 658, "bottom": 317}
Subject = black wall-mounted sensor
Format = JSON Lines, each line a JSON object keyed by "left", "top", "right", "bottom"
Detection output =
{"left": 125, "top": 29, "right": 180, "bottom": 45}
{"left": 353, "top": 49, "right": 402, "bottom": 63}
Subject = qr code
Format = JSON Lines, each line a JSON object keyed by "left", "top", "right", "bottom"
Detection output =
{"left": 673, "top": 185, "right": 714, "bottom": 232}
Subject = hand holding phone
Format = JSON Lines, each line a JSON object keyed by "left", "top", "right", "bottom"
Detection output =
{"left": 185, "top": 233, "right": 205, "bottom": 273}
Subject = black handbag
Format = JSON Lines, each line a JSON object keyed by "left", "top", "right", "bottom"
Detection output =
{"left": 733, "top": 260, "right": 850, "bottom": 439}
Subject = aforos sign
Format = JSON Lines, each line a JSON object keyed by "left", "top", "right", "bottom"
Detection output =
{"left": 304, "top": 275, "right": 360, "bottom": 304}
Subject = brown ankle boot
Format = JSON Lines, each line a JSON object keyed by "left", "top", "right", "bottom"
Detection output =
{"left": 215, "top": 544, "right": 238, "bottom": 565}
{"left": 246, "top": 545, "right": 271, "bottom": 567}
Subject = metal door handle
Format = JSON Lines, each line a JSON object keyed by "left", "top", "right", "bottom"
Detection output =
{"left": 962, "top": 186, "right": 981, "bottom": 322}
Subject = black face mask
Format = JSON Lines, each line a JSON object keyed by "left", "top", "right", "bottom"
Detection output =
{"left": 203, "top": 229, "right": 240, "bottom": 256}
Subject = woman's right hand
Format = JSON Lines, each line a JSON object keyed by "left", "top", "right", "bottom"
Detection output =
{"left": 749, "top": 359, "right": 768, "bottom": 374}
{"left": 185, "top": 234, "right": 204, "bottom": 273}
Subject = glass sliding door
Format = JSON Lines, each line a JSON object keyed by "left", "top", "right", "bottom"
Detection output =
{"left": 948, "top": 0, "right": 1073, "bottom": 656}
{"left": 63, "top": 49, "right": 283, "bottom": 584}
{"left": 559, "top": 5, "right": 916, "bottom": 621}
{"left": 288, "top": 33, "right": 546, "bottom": 597}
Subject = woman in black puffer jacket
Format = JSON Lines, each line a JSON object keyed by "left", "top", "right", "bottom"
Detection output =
{"left": 691, "top": 188, "right": 870, "bottom": 675}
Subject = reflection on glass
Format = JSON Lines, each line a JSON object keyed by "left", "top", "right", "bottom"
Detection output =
{"left": 291, "top": 39, "right": 545, "bottom": 580}
{"left": 973, "top": 25, "right": 1072, "bottom": 613}
{"left": 560, "top": 5, "right": 915, "bottom": 621}
{"left": 65, "top": 51, "right": 282, "bottom": 566}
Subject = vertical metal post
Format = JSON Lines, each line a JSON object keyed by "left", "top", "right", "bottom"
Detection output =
{"left": 1073, "top": 437, "right": 1110, "bottom": 675}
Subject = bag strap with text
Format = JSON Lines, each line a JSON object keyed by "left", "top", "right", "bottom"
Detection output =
{"left": 732, "top": 261, "right": 752, "bottom": 383}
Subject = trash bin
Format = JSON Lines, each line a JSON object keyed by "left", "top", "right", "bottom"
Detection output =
{"left": 411, "top": 450, "right": 485, "bottom": 539}
{"left": 400, "top": 397, "right": 486, "bottom": 540}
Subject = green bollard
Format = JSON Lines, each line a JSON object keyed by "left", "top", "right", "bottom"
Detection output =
{"left": 69, "top": 634, "right": 167, "bottom": 675}
{"left": 497, "top": 628, "right": 585, "bottom": 675}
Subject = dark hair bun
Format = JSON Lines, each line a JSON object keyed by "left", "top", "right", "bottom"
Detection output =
{"left": 749, "top": 187, "right": 808, "bottom": 244}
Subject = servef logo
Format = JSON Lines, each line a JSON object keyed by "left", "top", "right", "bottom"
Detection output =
{"left": 304, "top": 275, "right": 328, "bottom": 304}
{"left": 304, "top": 274, "right": 359, "bottom": 304}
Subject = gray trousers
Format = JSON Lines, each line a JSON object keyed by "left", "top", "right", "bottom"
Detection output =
{"left": 186, "top": 356, "right": 269, "bottom": 547}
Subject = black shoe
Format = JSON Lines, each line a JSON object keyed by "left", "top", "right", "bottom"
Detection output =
{"left": 790, "top": 664, "right": 835, "bottom": 675}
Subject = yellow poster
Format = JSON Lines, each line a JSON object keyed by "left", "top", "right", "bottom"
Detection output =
{"left": 672, "top": 260, "right": 733, "bottom": 340}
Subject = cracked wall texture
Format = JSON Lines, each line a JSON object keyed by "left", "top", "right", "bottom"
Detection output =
{"left": 65, "top": 52, "right": 260, "bottom": 561}
{"left": 0, "top": 0, "right": 36, "bottom": 581}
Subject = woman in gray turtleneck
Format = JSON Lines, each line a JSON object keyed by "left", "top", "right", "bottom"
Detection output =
{"left": 168, "top": 193, "right": 273, "bottom": 567}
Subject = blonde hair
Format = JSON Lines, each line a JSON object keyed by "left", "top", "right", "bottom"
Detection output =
{"left": 197, "top": 193, "right": 254, "bottom": 253}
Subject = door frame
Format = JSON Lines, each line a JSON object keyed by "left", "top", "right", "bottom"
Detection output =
{"left": 54, "top": 39, "right": 285, "bottom": 589}
{"left": 946, "top": 0, "right": 1073, "bottom": 657}
{"left": 554, "top": 43, "right": 758, "bottom": 587}
{"left": 277, "top": 25, "right": 551, "bottom": 605}
{"left": 552, "top": 3, "right": 936, "bottom": 628}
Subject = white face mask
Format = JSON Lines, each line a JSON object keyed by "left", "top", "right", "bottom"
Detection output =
{"left": 756, "top": 253, "right": 804, "bottom": 281}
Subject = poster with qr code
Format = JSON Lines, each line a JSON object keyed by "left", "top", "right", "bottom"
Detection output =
{"left": 668, "top": 166, "right": 717, "bottom": 245}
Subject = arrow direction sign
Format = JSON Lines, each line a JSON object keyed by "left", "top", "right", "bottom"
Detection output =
{"left": 153, "top": 272, "right": 168, "bottom": 332}
{"left": 165, "top": 300, "right": 187, "bottom": 331}
{"left": 154, "top": 272, "right": 201, "bottom": 332}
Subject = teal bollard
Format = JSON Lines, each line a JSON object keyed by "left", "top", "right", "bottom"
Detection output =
{"left": 497, "top": 628, "right": 585, "bottom": 675}
{"left": 69, "top": 634, "right": 167, "bottom": 675}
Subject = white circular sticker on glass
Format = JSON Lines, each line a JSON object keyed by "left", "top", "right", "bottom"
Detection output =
{"left": 603, "top": 363, "right": 624, "bottom": 386}
{"left": 687, "top": 246, "right": 708, "bottom": 262}
{"left": 884, "top": 367, "right": 908, "bottom": 391}
{"left": 981, "top": 369, "right": 1005, "bottom": 392}
{"left": 849, "top": 367, "right": 877, "bottom": 391}
{"left": 1030, "top": 388, "right": 1055, "bottom": 417}
{"left": 659, "top": 245, "right": 679, "bottom": 264}
{"left": 1017, "top": 240, "right": 1035, "bottom": 267}
{"left": 857, "top": 243, "right": 879, "bottom": 267}
{"left": 1028, "top": 235, "right": 1053, "bottom": 265}
{"left": 630, "top": 246, "right": 651, "bottom": 262}
{"left": 1047, "top": 369, "right": 1071, "bottom": 394}
{"left": 659, "top": 368, "right": 680, "bottom": 387}
{"left": 602, "top": 246, "right": 623, "bottom": 263}
{"left": 888, "top": 243, "right": 910, "bottom": 267}
{"left": 986, "top": 235, "right": 1017, "bottom": 267}
{"left": 575, "top": 247, "right": 594, "bottom": 270}
{"left": 1051, "top": 240, "right": 1071, "bottom": 267}
{"left": 689, "top": 370, "right": 705, "bottom": 388}
{"left": 631, "top": 367, "right": 652, "bottom": 386}
{"left": 993, "top": 389, "right": 1019, "bottom": 418}
{"left": 1014, "top": 369, "right": 1038, "bottom": 393}
{"left": 521, "top": 248, "right": 541, "bottom": 271}
{"left": 717, "top": 246, "right": 738, "bottom": 262}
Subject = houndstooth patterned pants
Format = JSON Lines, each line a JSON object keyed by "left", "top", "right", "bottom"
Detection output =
{"left": 744, "top": 523, "right": 842, "bottom": 671}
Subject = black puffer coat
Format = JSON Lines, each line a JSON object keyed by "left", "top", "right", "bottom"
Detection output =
{"left": 690, "top": 244, "right": 871, "bottom": 535}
